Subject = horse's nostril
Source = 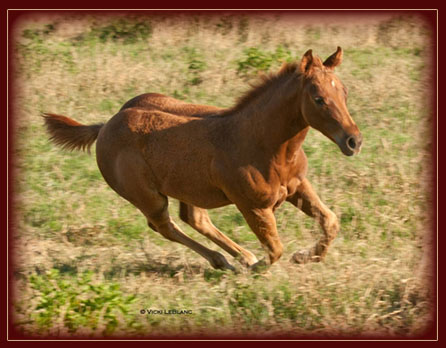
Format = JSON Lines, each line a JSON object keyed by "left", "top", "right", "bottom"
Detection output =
{"left": 347, "top": 136, "right": 356, "bottom": 150}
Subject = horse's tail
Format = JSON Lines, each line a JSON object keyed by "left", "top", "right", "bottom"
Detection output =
{"left": 42, "top": 113, "right": 104, "bottom": 153}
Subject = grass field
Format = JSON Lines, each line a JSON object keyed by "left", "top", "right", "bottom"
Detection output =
{"left": 10, "top": 12, "right": 435, "bottom": 338}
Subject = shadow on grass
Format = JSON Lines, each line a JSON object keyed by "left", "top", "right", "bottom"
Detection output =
{"left": 48, "top": 241, "right": 207, "bottom": 280}
{"left": 102, "top": 258, "right": 205, "bottom": 280}
{"left": 41, "top": 257, "right": 206, "bottom": 281}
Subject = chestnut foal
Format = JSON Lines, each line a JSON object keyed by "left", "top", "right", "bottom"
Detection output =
{"left": 43, "top": 47, "right": 362, "bottom": 271}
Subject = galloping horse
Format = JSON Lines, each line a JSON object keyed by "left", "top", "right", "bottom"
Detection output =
{"left": 43, "top": 47, "right": 362, "bottom": 271}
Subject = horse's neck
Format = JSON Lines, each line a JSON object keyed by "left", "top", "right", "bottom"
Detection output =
{"left": 234, "top": 75, "right": 309, "bottom": 159}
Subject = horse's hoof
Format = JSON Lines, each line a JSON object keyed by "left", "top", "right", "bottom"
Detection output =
{"left": 236, "top": 254, "right": 259, "bottom": 268}
{"left": 209, "top": 253, "right": 236, "bottom": 272}
{"left": 291, "top": 250, "right": 309, "bottom": 264}
{"left": 291, "top": 250, "right": 321, "bottom": 264}
{"left": 249, "top": 258, "right": 270, "bottom": 273}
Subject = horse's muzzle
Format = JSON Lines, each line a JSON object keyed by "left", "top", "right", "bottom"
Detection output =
{"left": 343, "top": 133, "right": 363, "bottom": 156}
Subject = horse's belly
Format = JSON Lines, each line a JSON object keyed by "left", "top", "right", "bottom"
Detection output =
{"left": 160, "top": 182, "right": 232, "bottom": 209}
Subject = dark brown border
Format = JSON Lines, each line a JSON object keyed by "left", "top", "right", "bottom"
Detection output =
{"left": 5, "top": 9, "right": 438, "bottom": 342}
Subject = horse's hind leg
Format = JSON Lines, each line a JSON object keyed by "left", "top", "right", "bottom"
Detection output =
{"left": 107, "top": 154, "right": 235, "bottom": 271}
{"left": 179, "top": 202, "right": 258, "bottom": 267}
{"left": 138, "top": 195, "right": 235, "bottom": 271}
{"left": 286, "top": 178, "right": 340, "bottom": 263}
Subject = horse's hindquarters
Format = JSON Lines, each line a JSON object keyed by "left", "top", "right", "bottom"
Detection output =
{"left": 95, "top": 125, "right": 157, "bottom": 209}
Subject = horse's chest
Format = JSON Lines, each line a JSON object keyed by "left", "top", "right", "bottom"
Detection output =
{"left": 272, "top": 177, "right": 301, "bottom": 211}
{"left": 273, "top": 185, "right": 288, "bottom": 211}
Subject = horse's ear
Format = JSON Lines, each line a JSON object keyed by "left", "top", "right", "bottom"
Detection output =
{"left": 323, "top": 46, "right": 343, "bottom": 70}
{"left": 299, "top": 49, "right": 314, "bottom": 74}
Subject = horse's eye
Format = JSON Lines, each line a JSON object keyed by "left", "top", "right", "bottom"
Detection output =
{"left": 314, "top": 97, "right": 325, "bottom": 106}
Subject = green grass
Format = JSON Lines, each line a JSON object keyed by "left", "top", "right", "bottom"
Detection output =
{"left": 11, "top": 13, "right": 434, "bottom": 338}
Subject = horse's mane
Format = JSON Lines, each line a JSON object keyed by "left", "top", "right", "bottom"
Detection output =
{"left": 226, "top": 62, "right": 300, "bottom": 115}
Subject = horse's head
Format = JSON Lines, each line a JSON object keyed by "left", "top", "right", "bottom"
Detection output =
{"left": 298, "top": 47, "right": 362, "bottom": 156}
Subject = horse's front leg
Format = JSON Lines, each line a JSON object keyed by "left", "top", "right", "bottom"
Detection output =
{"left": 286, "top": 178, "right": 340, "bottom": 263}
{"left": 237, "top": 206, "right": 283, "bottom": 270}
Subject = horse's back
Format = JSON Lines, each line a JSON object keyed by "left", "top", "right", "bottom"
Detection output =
{"left": 120, "top": 93, "right": 223, "bottom": 117}
{"left": 120, "top": 93, "right": 171, "bottom": 111}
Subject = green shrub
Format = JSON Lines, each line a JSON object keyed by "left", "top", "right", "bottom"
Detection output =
{"left": 83, "top": 18, "right": 152, "bottom": 44}
{"left": 183, "top": 47, "right": 207, "bottom": 86}
{"left": 236, "top": 45, "right": 294, "bottom": 76}
{"left": 29, "top": 269, "right": 136, "bottom": 335}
